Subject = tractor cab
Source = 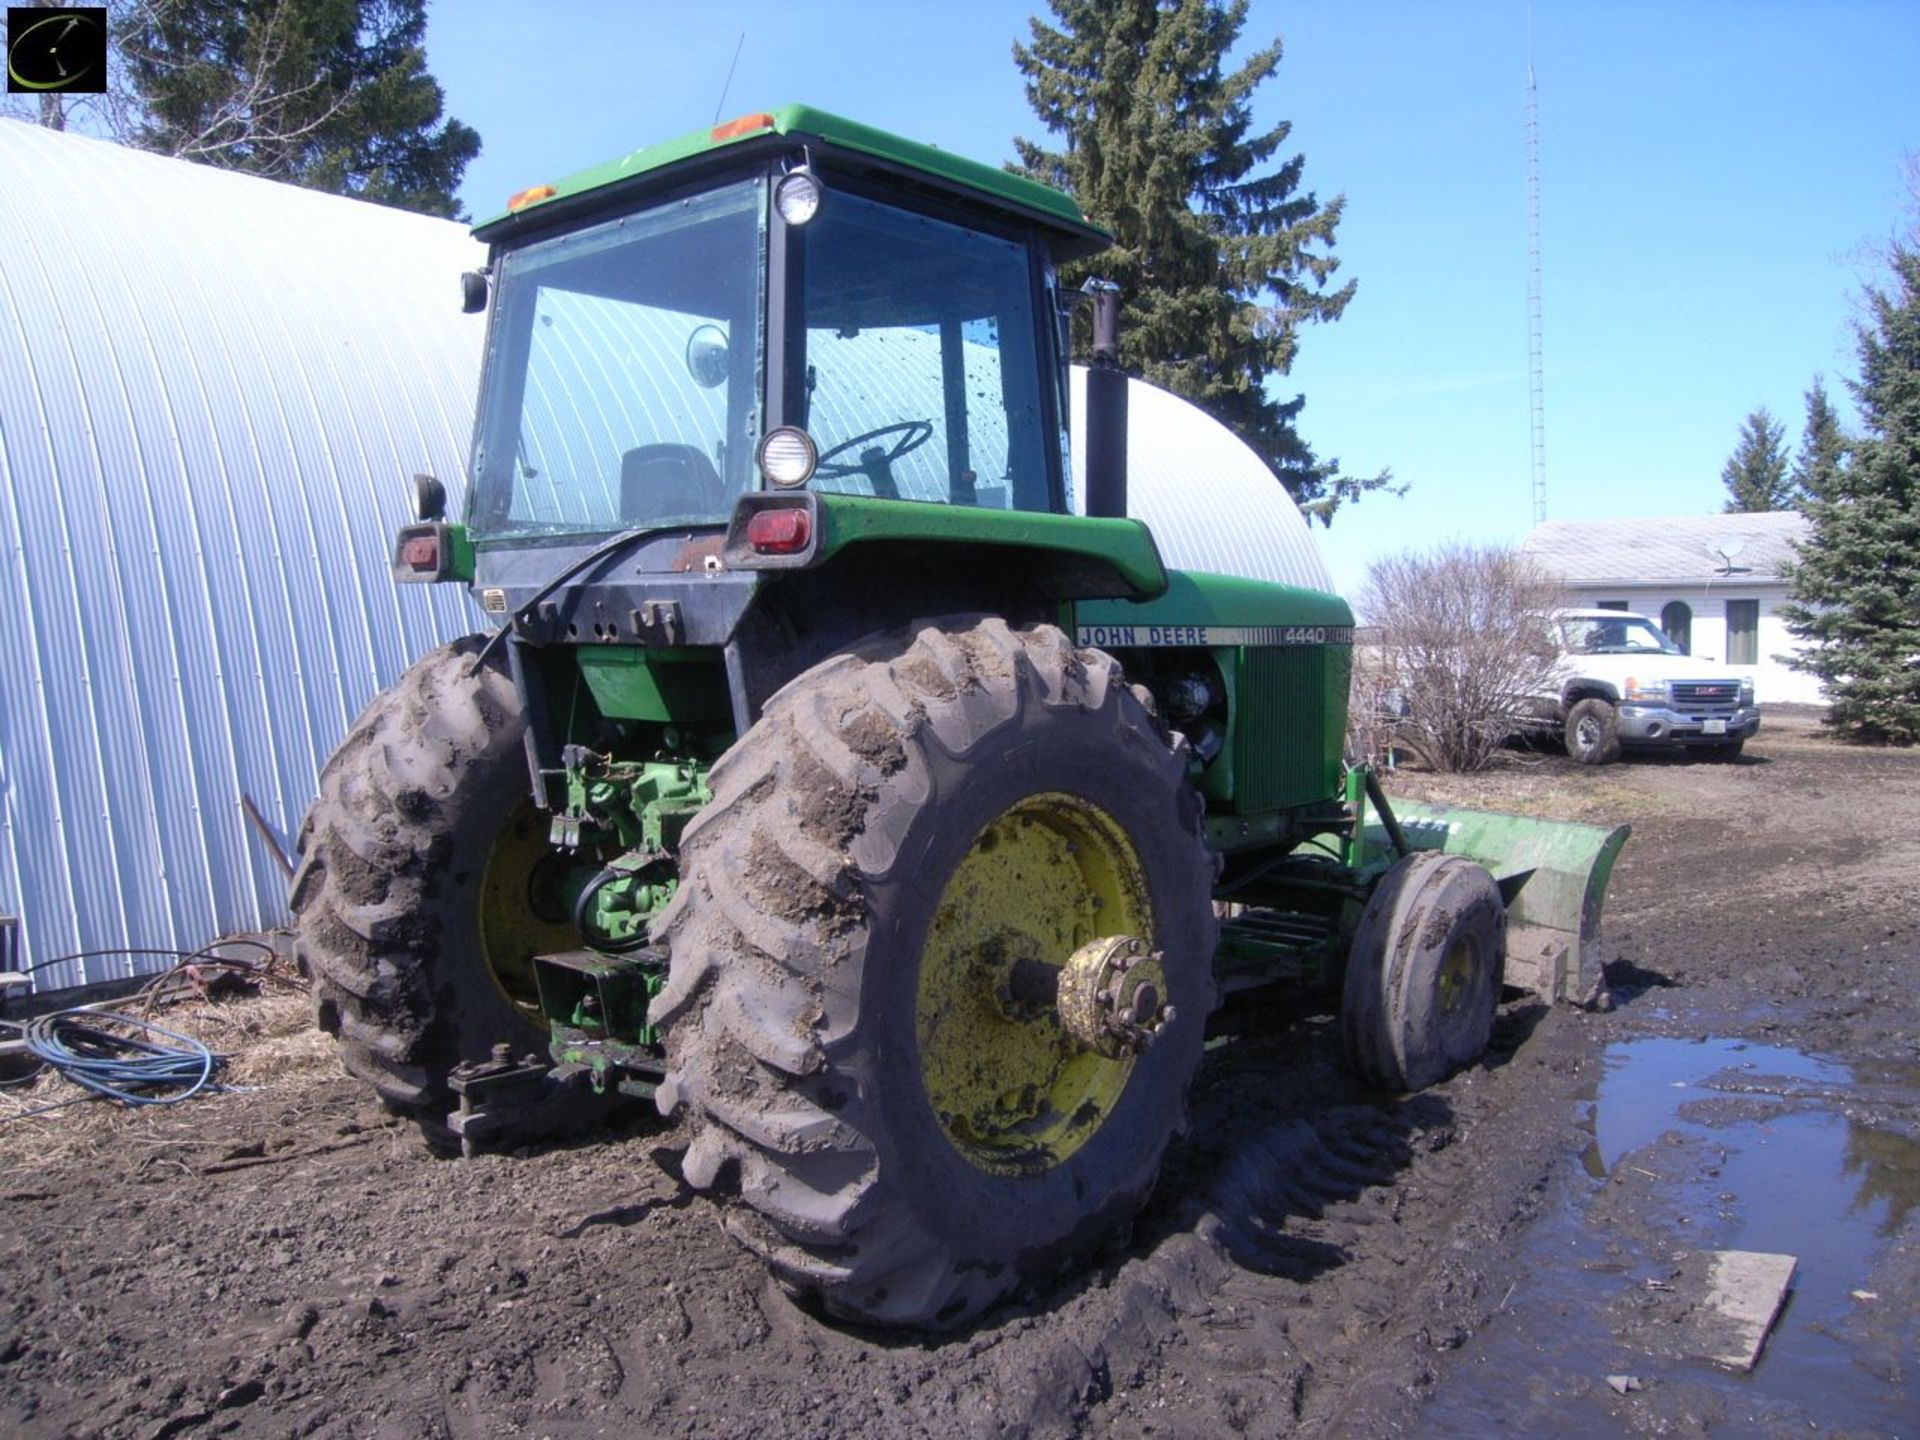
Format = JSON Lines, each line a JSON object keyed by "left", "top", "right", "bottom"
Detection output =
{"left": 461, "top": 106, "right": 1105, "bottom": 554}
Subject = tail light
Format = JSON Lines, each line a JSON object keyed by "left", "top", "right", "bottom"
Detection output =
{"left": 392, "top": 523, "right": 453, "bottom": 583}
{"left": 746, "top": 508, "right": 811, "bottom": 554}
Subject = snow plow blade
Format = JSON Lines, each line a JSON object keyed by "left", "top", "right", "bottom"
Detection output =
{"left": 1365, "top": 802, "right": 1630, "bottom": 1004}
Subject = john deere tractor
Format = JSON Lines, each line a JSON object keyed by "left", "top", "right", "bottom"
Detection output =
{"left": 292, "top": 107, "right": 1625, "bottom": 1330}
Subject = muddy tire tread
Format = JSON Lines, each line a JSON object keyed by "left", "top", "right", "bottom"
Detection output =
{"left": 651, "top": 616, "right": 1217, "bottom": 1328}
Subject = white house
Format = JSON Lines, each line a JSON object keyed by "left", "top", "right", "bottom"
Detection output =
{"left": 1520, "top": 512, "right": 1822, "bottom": 705}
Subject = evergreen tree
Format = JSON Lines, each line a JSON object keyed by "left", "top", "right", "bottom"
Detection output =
{"left": 1791, "top": 375, "right": 1849, "bottom": 499}
{"left": 1720, "top": 406, "right": 1793, "bottom": 511}
{"left": 1012, "top": 0, "right": 1387, "bottom": 520}
{"left": 121, "top": 0, "right": 479, "bottom": 218}
{"left": 1780, "top": 244, "right": 1920, "bottom": 743}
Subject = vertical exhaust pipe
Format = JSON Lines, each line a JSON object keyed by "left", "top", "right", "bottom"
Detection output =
{"left": 1082, "top": 279, "right": 1128, "bottom": 519}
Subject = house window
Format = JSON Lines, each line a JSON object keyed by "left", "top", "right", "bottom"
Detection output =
{"left": 1726, "top": 599, "right": 1759, "bottom": 665}
{"left": 1596, "top": 600, "right": 1628, "bottom": 611}
{"left": 1660, "top": 601, "right": 1693, "bottom": 655}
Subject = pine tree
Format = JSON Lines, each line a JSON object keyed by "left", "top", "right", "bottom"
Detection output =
{"left": 1780, "top": 244, "right": 1920, "bottom": 743}
{"left": 120, "top": 0, "right": 479, "bottom": 218}
{"left": 1720, "top": 407, "right": 1793, "bottom": 511}
{"left": 1012, "top": 0, "right": 1387, "bottom": 520}
{"left": 1790, "top": 375, "right": 1849, "bottom": 499}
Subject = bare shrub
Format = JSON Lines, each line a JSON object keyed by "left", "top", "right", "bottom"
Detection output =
{"left": 1345, "top": 626, "right": 1403, "bottom": 769}
{"left": 1359, "top": 543, "right": 1565, "bottom": 772}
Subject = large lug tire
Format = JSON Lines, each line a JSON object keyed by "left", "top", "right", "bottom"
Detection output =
{"left": 1565, "top": 697, "right": 1623, "bottom": 765}
{"left": 1341, "top": 851, "right": 1507, "bottom": 1092}
{"left": 650, "top": 617, "right": 1219, "bottom": 1330}
{"left": 291, "top": 635, "right": 561, "bottom": 1135}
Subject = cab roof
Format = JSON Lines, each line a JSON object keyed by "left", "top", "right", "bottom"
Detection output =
{"left": 473, "top": 104, "right": 1110, "bottom": 258}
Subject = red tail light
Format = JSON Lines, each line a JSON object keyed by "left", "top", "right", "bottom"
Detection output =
{"left": 400, "top": 534, "right": 440, "bottom": 570}
{"left": 746, "top": 508, "right": 811, "bottom": 555}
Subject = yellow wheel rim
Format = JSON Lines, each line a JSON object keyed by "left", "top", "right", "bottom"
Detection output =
{"left": 1437, "top": 935, "right": 1479, "bottom": 1014}
{"left": 477, "top": 799, "right": 577, "bottom": 1023}
{"left": 916, "top": 792, "right": 1152, "bottom": 1175}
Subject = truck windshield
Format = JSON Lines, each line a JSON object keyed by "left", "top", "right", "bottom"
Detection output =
{"left": 798, "top": 191, "right": 1056, "bottom": 512}
{"left": 1562, "top": 615, "right": 1681, "bottom": 655}
{"left": 468, "top": 178, "right": 767, "bottom": 541}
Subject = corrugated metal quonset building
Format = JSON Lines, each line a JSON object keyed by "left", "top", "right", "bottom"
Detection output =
{"left": 0, "top": 119, "right": 1334, "bottom": 995}
{"left": 0, "top": 120, "right": 487, "bottom": 992}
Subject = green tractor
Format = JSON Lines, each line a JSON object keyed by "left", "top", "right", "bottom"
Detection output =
{"left": 292, "top": 107, "right": 1625, "bottom": 1331}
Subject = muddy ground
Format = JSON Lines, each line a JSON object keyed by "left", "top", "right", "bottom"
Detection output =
{"left": 2, "top": 709, "right": 1915, "bottom": 1439}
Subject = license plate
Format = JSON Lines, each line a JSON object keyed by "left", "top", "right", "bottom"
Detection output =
{"left": 1702, "top": 719, "right": 1728, "bottom": 735}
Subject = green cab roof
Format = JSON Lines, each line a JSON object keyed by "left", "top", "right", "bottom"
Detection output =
{"left": 473, "top": 103, "right": 1107, "bottom": 251}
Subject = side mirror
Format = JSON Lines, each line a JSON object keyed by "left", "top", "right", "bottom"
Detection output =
{"left": 685, "top": 324, "right": 729, "bottom": 389}
{"left": 460, "top": 270, "right": 489, "bottom": 314}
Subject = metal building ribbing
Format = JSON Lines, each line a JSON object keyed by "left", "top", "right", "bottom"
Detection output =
{"left": 0, "top": 121, "right": 486, "bottom": 992}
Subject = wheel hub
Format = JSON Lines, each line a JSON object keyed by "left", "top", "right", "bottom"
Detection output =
{"left": 1006, "top": 935, "right": 1171, "bottom": 1058}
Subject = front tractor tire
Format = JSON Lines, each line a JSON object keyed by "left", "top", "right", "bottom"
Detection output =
{"left": 650, "top": 617, "right": 1219, "bottom": 1330}
{"left": 1341, "top": 851, "right": 1507, "bottom": 1092}
{"left": 292, "top": 635, "right": 566, "bottom": 1137}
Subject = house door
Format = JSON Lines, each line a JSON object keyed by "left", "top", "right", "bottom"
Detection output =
{"left": 1661, "top": 601, "right": 1693, "bottom": 655}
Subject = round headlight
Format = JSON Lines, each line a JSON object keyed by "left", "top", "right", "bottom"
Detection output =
{"left": 756, "top": 427, "right": 818, "bottom": 488}
{"left": 775, "top": 169, "right": 822, "bottom": 226}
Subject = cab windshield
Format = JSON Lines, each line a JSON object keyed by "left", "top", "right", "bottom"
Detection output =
{"left": 1562, "top": 615, "right": 1681, "bottom": 656}
{"left": 468, "top": 178, "right": 767, "bottom": 540}
{"left": 797, "top": 191, "right": 1057, "bottom": 512}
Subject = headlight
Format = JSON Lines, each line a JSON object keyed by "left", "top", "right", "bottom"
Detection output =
{"left": 756, "top": 427, "right": 818, "bottom": 487}
{"left": 1624, "top": 678, "right": 1668, "bottom": 702}
{"left": 775, "top": 168, "right": 822, "bottom": 226}
{"left": 1739, "top": 677, "right": 1754, "bottom": 704}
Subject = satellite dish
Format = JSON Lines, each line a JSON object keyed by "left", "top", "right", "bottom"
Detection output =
{"left": 1708, "top": 538, "right": 1750, "bottom": 575}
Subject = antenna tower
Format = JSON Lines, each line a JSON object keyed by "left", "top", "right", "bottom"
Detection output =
{"left": 1525, "top": 12, "right": 1547, "bottom": 524}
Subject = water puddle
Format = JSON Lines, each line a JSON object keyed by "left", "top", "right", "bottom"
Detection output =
{"left": 1422, "top": 1035, "right": 1920, "bottom": 1436}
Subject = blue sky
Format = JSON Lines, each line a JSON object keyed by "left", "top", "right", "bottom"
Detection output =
{"left": 424, "top": 1, "right": 1917, "bottom": 595}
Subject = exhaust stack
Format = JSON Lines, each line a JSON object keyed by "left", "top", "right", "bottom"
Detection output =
{"left": 1082, "top": 280, "right": 1127, "bottom": 519}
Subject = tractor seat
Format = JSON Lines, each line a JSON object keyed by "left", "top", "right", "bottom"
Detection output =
{"left": 620, "top": 443, "right": 726, "bottom": 524}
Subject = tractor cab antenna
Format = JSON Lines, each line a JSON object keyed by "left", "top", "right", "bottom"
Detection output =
{"left": 713, "top": 32, "right": 747, "bottom": 124}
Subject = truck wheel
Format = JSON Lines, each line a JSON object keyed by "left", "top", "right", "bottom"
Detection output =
{"left": 292, "top": 636, "right": 564, "bottom": 1138}
{"left": 651, "top": 617, "right": 1218, "bottom": 1329}
{"left": 1565, "top": 698, "right": 1622, "bottom": 765}
{"left": 1341, "top": 851, "right": 1506, "bottom": 1092}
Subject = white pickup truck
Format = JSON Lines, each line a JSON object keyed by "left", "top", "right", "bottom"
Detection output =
{"left": 1537, "top": 609, "right": 1759, "bottom": 764}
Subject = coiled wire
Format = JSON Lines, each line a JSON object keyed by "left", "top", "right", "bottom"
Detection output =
{"left": 19, "top": 1010, "right": 223, "bottom": 1106}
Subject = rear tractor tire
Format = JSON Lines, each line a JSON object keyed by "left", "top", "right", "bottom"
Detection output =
{"left": 1565, "top": 697, "right": 1623, "bottom": 766}
{"left": 292, "top": 635, "right": 570, "bottom": 1137}
{"left": 650, "top": 617, "right": 1219, "bottom": 1330}
{"left": 1341, "top": 851, "right": 1507, "bottom": 1092}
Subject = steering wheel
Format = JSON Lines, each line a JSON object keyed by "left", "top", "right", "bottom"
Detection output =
{"left": 814, "top": 420, "right": 934, "bottom": 478}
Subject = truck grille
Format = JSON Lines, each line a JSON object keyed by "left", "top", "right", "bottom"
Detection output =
{"left": 1670, "top": 680, "right": 1741, "bottom": 716}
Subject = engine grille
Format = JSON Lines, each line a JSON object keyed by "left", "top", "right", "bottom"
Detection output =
{"left": 1231, "top": 644, "right": 1350, "bottom": 812}
{"left": 1670, "top": 680, "right": 1742, "bottom": 716}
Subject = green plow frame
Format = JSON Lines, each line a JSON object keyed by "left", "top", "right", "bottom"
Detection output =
{"left": 1361, "top": 798, "right": 1630, "bottom": 1005}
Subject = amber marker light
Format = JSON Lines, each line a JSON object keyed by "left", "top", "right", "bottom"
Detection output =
{"left": 712, "top": 112, "right": 776, "bottom": 142}
{"left": 506, "top": 183, "right": 557, "bottom": 212}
